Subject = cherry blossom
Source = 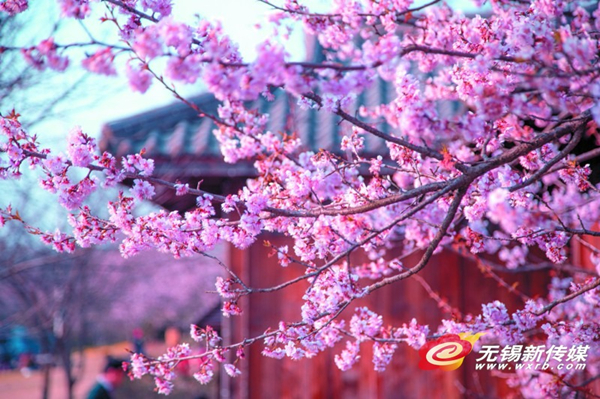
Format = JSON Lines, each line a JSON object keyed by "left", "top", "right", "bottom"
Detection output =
{"left": 81, "top": 48, "right": 117, "bottom": 75}
{"left": 0, "top": 0, "right": 27, "bottom": 15}
{"left": 21, "top": 38, "right": 69, "bottom": 71}
{"left": 2, "top": 0, "right": 600, "bottom": 396}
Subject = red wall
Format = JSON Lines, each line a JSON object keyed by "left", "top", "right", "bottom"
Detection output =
{"left": 224, "top": 234, "right": 553, "bottom": 398}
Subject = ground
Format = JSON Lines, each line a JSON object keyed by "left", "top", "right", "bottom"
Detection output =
{"left": 0, "top": 341, "right": 216, "bottom": 399}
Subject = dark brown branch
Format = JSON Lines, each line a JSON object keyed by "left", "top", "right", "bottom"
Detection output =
{"left": 256, "top": 0, "right": 441, "bottom": 19}
{"left": 272, "top": 180, "right": 446, "bottom": 217}
{"left": 558, "top": 227, "right": 600, "bottom": 237}
{"left": 548, "top": 147, "right": 600, "bottom": 174}
{"left": 103, "top": 0, "right": 159, "bottom": 22}
{"left": 302, "top": 92, "right": 452, "bottom": 166}
{"left": 469, "top": 114, "right": 592, "bottom": 178}
{"left": 400, "top": 45, "right": 524, "bottom": 64}
{"left": 250, "top": 182, "right": 461, "bottom": 294}
{"left": 508, "top": 126, "right": 583, "bottom": 192}
{"left": 533, "top": 278, "right": 600, "bottom": 316}
{"left": 365, "top": 186, "right": 467, "bottom": 294}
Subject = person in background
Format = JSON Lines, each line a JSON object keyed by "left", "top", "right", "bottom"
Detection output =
{"left": 87, "top": 357, "right": 125, "bottom": 399}
{"left": 132, "top": 327, "right": 145, "bottom": 354}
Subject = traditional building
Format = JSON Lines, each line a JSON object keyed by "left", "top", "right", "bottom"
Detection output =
{"left": 99, "top": 39, "right": 594, "bottom": 398}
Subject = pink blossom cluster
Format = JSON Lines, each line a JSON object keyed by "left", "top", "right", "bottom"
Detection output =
{"left": 127, "top": 325, "right": 227, "bottom": 392}
{"left": 262, "top": 320, "right": 344, "bottom": 361}
{"left": 1, "top": 113, "right": 44, "bottom": 178}
{"left": 125, "top": 61, "right": 153, "bottom": 93}
{"left": 334, "top": 313, "right": 429, "bottom": 372}
{"left": 301, "top": 265, "right": 361, "bottom": 323}
{"left": 21, "top": 38, "right": 69, "bottom": 71}
{"left": 81, "top": 48, "right": 117, "bottom": 75}
{"left": 0, "top": 0, "right": 27, "bottom": 15}
{"left": 128, "top": 344, "right": 189, "bottom": 395}
{"left": 58, "top": 0, "right": 90, "bottom": 19}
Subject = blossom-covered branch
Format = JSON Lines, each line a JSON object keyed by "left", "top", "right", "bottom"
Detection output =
{"left": 2, "top": 0, "right": 600, "bottom": 396}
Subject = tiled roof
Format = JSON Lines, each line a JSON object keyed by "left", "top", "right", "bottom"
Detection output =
{"left": 99, "top": 36, "right": 397, "bottom": 181}
{"left": 100, "top": 84, "right": 392, "bottom": 176}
